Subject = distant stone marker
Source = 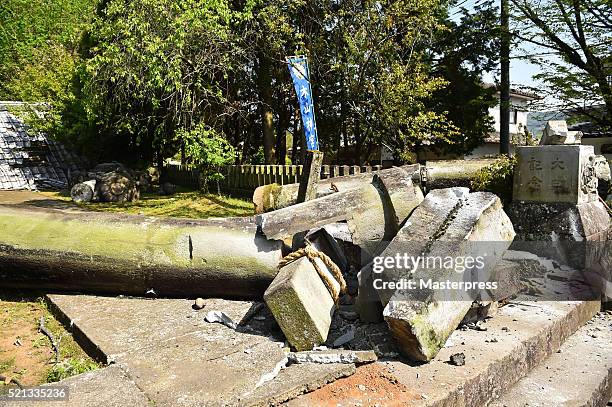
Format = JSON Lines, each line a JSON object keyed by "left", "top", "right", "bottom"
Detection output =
{"left": 539, "top": 120, "right": 582, "bottom": 145}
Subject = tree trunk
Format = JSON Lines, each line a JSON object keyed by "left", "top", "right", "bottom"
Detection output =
{"left": 0, "top": 205, "right": 283, "bottom": 299}
{"left": 291, "top": 106, "right": 300, "bottom": 163}
{"left": 276, "top": 102, "right": 289, "bottom": 164}
{"left": 354, "top": 120, "right": 362, "bottom": 165}
{"left": 499, "top": 0, "right": 511, "bottom": 155}
{"left": 257, "top": 53, "right": 276, "bottom": 164}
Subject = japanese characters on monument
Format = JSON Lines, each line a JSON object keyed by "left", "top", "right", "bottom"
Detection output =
{"left": 513, "top": 145, "right": 599, "bottom": 204}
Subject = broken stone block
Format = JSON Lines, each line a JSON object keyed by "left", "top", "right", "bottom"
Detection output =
{"left": 264, "top": 256, "right": 340, "bottom": 351}
{"left": 287, "top": 350, "right": 377, "bottom": 365}
{"left": 372, "top": 187, "right": 470, "bottom": 307}
{"left": 305, "top": 227, "right": 349, "bottom": 273}
{"left": 539, "top": 120, "right": 582, "bottom": 145}
{"left": 355, "top": 263, "right": 384, "bottom": 323}
{"left": 508, "top": 201, "right": 610, "bottom": 268}
{"left": 355, "top": 187, "right": 470, "bottom": 323}
{"left": 382, "top": 191, "right": 515, "bottom": 361}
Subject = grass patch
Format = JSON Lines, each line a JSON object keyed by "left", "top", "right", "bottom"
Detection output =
{"left": 0, "top": 356, "right": 15, "bottom": 372}
{"left": 0, "top": 290, "right": 101, "bottom": 386}
{"left": 42, "top": 188, "right": 253, "bottom": 219}
{"left": 45, "top": 358, "right": 99, "bottom": 382}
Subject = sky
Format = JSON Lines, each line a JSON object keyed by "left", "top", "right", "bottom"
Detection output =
{"left": 451, "top": 0, "right": 544, "bottom": 90}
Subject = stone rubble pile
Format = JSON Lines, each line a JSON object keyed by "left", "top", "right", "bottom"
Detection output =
{"left": 254, "top": 126, "right": 610, "bottom": 362}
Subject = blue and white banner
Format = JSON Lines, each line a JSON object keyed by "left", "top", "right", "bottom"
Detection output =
{"left": 287, "top": 56, "right": 319, "bottom": 151}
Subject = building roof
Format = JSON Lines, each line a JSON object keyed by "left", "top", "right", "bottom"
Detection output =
{"left": 482, "top": 83, "right": 540, "bottom": 100}
{"left": 0, "top": 102, "right": 87, "bottom": 190}
{"left": 568, "top": 121, "right": 612, "bottom": 138}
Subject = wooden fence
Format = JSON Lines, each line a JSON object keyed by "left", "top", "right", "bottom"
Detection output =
{"left": 164, "top": 164, "right": 386, "bottom": 197}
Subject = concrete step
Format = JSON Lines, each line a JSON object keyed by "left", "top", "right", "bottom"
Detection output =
{"left": 290, "top": 300, "right": 601, "bottom": 406}
{"left": 489, "top": 311, "right": 612, "bottom": 407}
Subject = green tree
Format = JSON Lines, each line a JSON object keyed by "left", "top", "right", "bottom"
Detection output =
{"left": 293, "top": 0, "right": 458, "bottom": 163}
{"left": 0, "top": 0, "right": 95, "bottom": 100}
{"left": 179, "top": 124, "right": 236, "bottom": 193}
{"left": 428, "top": 0, "right": 500, "bottom": 156}
{"left": 511, "top": 0, "right": 611, "bottom": 128}
{"left": 83, "top": 0, "right": 246, "bottom": 164}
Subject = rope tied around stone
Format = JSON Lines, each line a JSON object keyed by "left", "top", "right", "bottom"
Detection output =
{"left": 277, "top": 244, "right": 347, "bottom": 303}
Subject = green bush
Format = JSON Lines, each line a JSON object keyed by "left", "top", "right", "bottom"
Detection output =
{"left": 178, "top": 124, "right": 236, "bottom": 194}
{"left": 45, "top": 358, "right": 99, "bottom": 382}
{"left": 471, "top": 154, "right": 517, "bottom": 203}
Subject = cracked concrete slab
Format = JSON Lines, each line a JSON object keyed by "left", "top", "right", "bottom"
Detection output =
{"left": 45, "top": 294, "right": 356, "bottom": 406}
{"left": 384, "top": 300, "right": 601, "bottom": 406}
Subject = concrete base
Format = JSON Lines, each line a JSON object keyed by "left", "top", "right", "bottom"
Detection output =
{"left": 3, "top": 365, "right": 150, "bottom": 407}
{"left": 281, "top": 300, "right": 602, "bottom": 406}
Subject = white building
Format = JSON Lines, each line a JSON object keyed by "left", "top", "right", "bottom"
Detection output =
{"left": 416, "top": 86, "right": 539, "bottom": 162}
{"left": 466, "top": 87, "right": 539, "bottom": 158}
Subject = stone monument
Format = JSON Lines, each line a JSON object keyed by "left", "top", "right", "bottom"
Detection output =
{"left": 513, "top": 145, "right": 599, "bottom": 204}
{"left": 509, "top": 124, "right": 611, "bottom": 301}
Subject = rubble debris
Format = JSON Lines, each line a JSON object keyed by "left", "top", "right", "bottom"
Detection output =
{"left": 338, "top": 310, "right": 359, "bottom": 321}
{"left": 264, "top": 254, "right": 341, "bottom": 351}
{"left": 238, "top": 302, "right": 265, "bottom": 326}
{"left": 383, "top": 190, "right": 515, "bottom": 361}
{"left": 539, "top": 120, "right": 582, "bottom": 145}
{"left": 288, "top": 350, "right": 377, "bottom": 365}
{"left": 0, "top": 103, "right": 88, "bottom": 191}
{"left": 70, "top": 163, "right": 146, "bottom": 203}
{"left": 204, "top": 311, "right": 237, "bottom": 330}
{"left": 449, "top": 352, "right": 465, "bottom": 366}
{"left": 332, "top": 326, "right": 355, "bottom": 347}
{"left": 256, "top": 166, "right": 423, "bottom": 261}
{"left": 193, "top": 298, "right": 206, "bottom": 310}
{"left": 254, "top": 357, "right": 289, "bottom": 388}
{"left": 462, "top": 301, "right": 499, "bottom": 325}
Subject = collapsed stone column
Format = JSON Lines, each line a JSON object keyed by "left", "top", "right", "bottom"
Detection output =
{"left": 364, "top": 189, "right": 515, "bottom": 361}
{"left": 0, "top": 204, "right": 283, "bottom": 299}
{"left": 257, "top": 166, "right": 424, "bottom": 262}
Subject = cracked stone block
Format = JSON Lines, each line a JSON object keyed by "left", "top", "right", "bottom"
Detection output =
{"left": 264, "top": 256, "right": 340, "bottom": 351}
{"left": 382, "top": 191, "right": 515, "bottom": 361}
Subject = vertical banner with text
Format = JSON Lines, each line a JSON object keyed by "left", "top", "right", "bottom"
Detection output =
{"left": 287, "top": 56, "right": 319, "bottom": 151}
